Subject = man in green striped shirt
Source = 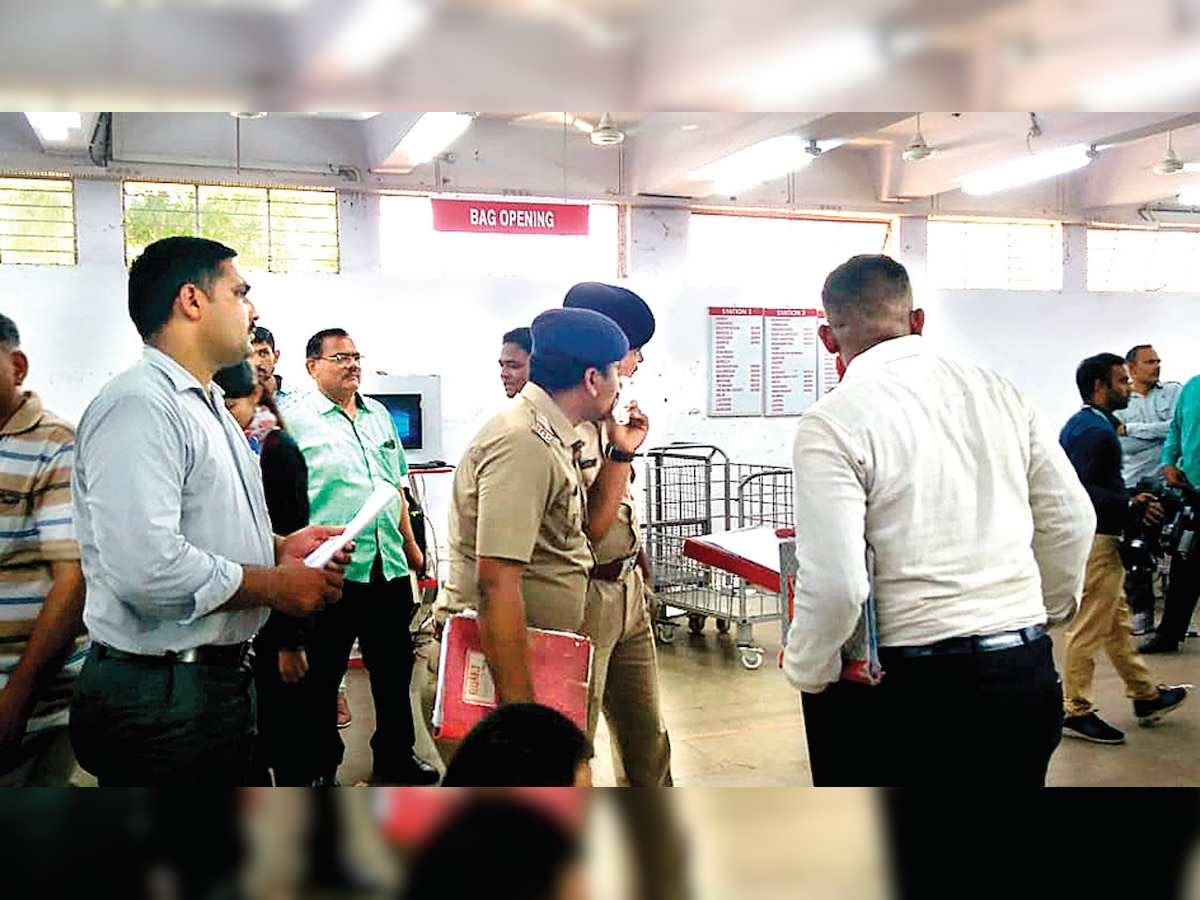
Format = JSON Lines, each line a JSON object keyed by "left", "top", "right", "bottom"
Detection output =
{"left": 283, "top": 328, "right": 437, "bottom": 785}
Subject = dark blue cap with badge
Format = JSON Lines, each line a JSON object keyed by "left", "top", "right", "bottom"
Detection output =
{"left": 563, "top": 282, "right": 655, "bottom": 349}
{"left": 530, "top": 307, "right": 629, "bottom": 370}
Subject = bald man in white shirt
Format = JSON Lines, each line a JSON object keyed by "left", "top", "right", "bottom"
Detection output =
{"left": 783, "top": 255, "right": 1095, "bottom": 786}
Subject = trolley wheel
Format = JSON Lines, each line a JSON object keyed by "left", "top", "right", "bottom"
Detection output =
{"left": 655, "top": 623, "right": 676, "bottom": 645}
{"left": 740, "top": 648, "right": 764, "bottom": 670}
{"left": 716, "top": 618, "right": 731, "bottom": 634}
{"left": 687, "top": 613, "right": 706, "bottom": 635}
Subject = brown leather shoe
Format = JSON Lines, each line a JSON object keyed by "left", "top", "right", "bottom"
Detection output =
{"left": 336, "top": 687, "right": 352, "bottom": 729}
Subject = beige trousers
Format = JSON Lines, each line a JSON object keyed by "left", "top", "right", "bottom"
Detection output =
{"left": 1063, "top": 534, "right": 1159, "bottom": 717}
{"left": 581, "top": 566, "right": 673, "bottom": 787}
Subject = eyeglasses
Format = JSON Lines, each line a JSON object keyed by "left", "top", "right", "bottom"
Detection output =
{"left": 319, "top": 353, "right": 363, "bottom": 364}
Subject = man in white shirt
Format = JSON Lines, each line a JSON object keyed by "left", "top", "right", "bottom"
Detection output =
{"left": 782, "top": 254, "right": 1095, "bottom": 786}
{"left": 1114, "top": 344, "right": 1181, "bottom": 635}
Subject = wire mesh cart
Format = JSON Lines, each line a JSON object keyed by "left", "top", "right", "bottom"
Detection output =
{"left": 642, "top": 443, "right": 793, "bottom": 669}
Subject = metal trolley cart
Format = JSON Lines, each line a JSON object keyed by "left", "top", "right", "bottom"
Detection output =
{"left": 642, "top": 443, "right": 793, "bottom": 670}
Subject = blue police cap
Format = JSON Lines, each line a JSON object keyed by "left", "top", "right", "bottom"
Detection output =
{"left": 563, "top": 282, "right": 655, "bottom": 349}
{"left": 530, "top": 307, "right": 629, "bottom": 369}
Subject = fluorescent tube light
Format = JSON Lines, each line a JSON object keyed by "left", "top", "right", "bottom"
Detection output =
{"left": 1175, "top": 188, "right": 1200, "bottom": 206}
{"left": 398, "top": 112, "right": 473, "bottom": 165}
{"left": 24, "top": 112, "right": 82, "bottom": 142}
{"left": 686, "top": 136, "right": 838, "bottom": 194}
{"left": 959, "top": 144, "right": 1096, "bottom": 195}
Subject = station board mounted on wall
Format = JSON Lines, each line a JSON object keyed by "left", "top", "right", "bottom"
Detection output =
{"left": 707, "top": 307, "right": 839, "bottom": 418}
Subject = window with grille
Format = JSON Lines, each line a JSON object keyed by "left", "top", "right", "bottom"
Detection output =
{"left": 123, "top": 182, "right": 339, "bottom": 273}
{"left": 1087, "top": 227, "right": 1200, "bottom": 292}
{"left": 0, "top": 177, "right": 76, "bottom": 266}
{"left": 926, "top": 217, "right": 1062, "bottom": 290}
{"left": 378, "top": 195, "right": 619, "bottom": 279}
{"left": 686, "top": 213, "right": 894, "bottom": 301}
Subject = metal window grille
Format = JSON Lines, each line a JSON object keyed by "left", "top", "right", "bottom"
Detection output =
{"left": 123, "top": 181, "right": 339, "bottom": 273}
{"left": 926, "top": 217, "right": 1063, "bottom": 291}
{"left": 0, "top": 177, "right": 76, "bottom": 266}
{"left": 1087, "top": 227, "right": 1200, "bottom": 293}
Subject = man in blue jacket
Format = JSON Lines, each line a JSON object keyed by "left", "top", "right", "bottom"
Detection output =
{"left": 1059, "top": 353, "right": 1188, "bottom": 744}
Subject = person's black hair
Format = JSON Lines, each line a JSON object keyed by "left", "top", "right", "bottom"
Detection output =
{"left": 212, "top": 360, "right": 257, "bottom": 399}
{"left": 1076, "top": 353, "right": 1126, "bottom": 403}
{"left": 442, "top": 703, "right": 590, "bottom": 787}
{"left": 253, "top": 325, "right": 276, "bottom": 350}
{"left": 305, "top": 328, "right": 350, "bottom": 359}
{"left": 821, "top": 254, "right": 912, "bottom": 319}
{"left": 0, "top": 313, "right": 19, "bottom": 348}
{"left": 127, "top": 236, "right": 237, "bottom": 340}
{"left": 1125, "top": 344, "right": 1153, "bottom": 365}
{"left": 529, "top": 353, "right": 593, "bottom": 394}
{"left": 503, "top": 326, "right": 532, "bottom": 354}
{"left": 399, "top": 798, "right": 580, "bottom": 900}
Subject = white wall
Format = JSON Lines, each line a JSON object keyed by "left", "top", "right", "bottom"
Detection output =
{"left": 1, "top": 185, "right": 1196, "bottom": 552}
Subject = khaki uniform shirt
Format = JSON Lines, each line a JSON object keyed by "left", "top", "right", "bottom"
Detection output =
{"left": 437, "top": 383, "right": 593, "bottom": 633}
{"left": 575, "top": 421, "right": 641, "bottom": 565}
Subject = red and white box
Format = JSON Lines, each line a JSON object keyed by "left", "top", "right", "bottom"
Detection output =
{"left": 433, "top": 612, "right": 593, "bottom": 741}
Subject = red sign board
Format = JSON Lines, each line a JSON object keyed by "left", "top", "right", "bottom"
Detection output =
{"left": 431, "top": 199, "right": 590, "bottom": 235}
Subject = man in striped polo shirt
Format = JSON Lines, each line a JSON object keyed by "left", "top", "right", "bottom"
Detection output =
{"left": 0, "top": 313, "right": 86, "bottom": 786}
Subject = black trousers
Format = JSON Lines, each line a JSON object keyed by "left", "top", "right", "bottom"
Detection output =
{"left": 1157, "top": 550, "right": 1200, "bottom": 642}
{"left": 308, "top": 554, "right": 417, "bottom": 778}
{"left": 70, "top": 650, "right": 256, "bottom": 786}
{"left": 250, "top": 619, "right": 325, "bottom": 786}
{"left": 1124, "top": 565, "right": 1156, "bottom": 617}
{"left": 800, "top": 635, "right": 1063, "bottom": 786}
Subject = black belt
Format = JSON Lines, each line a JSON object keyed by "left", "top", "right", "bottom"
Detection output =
{"left": 93, "top": 641, "right": 252, "bottom": 667}
{"left": 879, "top": 624, "right": 1047, "bottom": 660}
{"left": 592, "top": 555, "right": 638, "bottom": 582}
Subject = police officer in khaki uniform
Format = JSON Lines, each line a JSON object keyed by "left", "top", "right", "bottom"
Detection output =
{"left": 564, "top": 283, "right": 673, "bottom": 787}
{"left": 436, "top": 307, "right": 629, "bottom": 707}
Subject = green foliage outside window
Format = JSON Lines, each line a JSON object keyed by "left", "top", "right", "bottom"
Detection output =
{"left": 0, "top": 178, "right": 76, "bottom": 265}
{"left": 123, "top": 182, "right": 338, "bottom": 273}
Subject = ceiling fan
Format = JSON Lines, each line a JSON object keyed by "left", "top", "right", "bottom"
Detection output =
{"left": 510, "top": 112, "right": 628, "bottom": 146}
{"left": 1152, "top": 131, "right": 1199, "bottom": 175}
{"left": 902, "top": 113, "right": 933, "bottom": 161}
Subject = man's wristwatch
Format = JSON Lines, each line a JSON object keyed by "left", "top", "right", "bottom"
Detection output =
{"left": 606, "top": 445, "right": 637, "bottom": 463}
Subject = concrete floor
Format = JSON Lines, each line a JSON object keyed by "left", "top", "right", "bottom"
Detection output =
{"left": 335, "top": 614, "right": 1200, "bottom": 787}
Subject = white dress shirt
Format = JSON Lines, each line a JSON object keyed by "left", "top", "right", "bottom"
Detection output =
{"left": 73, "top": 347, "right": 274, "bottom": 654}
{"left": 1114, "top": 381, "right": 1182, "bottom": 488}
{"left": 783, "top": 335, "right": 1095, "bottom": 693}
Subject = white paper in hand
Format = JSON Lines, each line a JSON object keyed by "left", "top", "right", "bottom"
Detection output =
{"left": 303, "top": 483, "right": 399, "bottom": 569}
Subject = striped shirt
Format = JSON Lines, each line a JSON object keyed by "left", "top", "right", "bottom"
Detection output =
{"left": 0, "top": 391, "right": 86, "bottom": 735}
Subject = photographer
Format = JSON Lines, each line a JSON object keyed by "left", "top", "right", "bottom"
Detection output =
{"left": 1144, "top": 370, "right": 1200, "bottom": 653}
{"left": 1059, "top": 354, "right": 1188, "bottom": 745}
{"left": 1114, "top": 345, "right": 1181, "bottom": 635}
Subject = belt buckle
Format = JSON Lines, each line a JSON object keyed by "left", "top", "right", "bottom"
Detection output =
{"left": 620, "top": 556, "right": 638, "bottom": 578}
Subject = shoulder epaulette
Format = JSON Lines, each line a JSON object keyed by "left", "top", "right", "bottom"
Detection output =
{"left": 530, "top": 412, "right": 557, "bottom": 447}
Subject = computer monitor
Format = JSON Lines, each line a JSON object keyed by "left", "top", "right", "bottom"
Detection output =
{"left": 360, "top": 374, "right": 444, "bottom": 466}
{"left": 374, "top": 392, "right": 423, "bottom": 450}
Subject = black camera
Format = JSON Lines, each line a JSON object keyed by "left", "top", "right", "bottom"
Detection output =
{"left": 1120, "top": 485, "right": 1198, "bottom": 575}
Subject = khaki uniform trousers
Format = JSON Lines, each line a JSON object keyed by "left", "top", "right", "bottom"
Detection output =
{"left": 1063, "top": 534, "right": 1160, "bottom": 717}
{"left": 581, "top": 566, "right": 673, "bottom": 787}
